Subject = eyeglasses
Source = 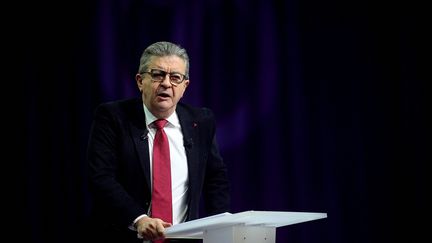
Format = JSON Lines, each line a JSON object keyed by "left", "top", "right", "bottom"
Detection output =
{"left": 143, "top": 69, "right": 188, "bottom": 86}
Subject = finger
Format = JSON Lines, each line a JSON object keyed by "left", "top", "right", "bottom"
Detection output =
{"left": 139, "top": 228, "right": 154, "bottom": 240}
{"left": 156, "top": 223, "right": 166, "bottom": 237}
{"left": 148, "top": 227, "right": 158, "bottom": 239}
{"left": 137, "top": 230, "right": 152, "bottom": 241}
{"left": 162, "top": 222, "right": 172, "bottom": 228}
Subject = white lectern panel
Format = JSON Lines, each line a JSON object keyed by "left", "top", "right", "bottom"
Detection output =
{"left": 165, "top": 210, "right": 327, "bottom": 239}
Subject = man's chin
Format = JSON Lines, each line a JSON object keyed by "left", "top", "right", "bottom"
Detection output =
{"left": 153, "top": 101, "right": 175, "bottom": 112}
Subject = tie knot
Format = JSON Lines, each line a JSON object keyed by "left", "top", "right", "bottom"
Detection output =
{"left": 153, "top": 119, "right": 168, "bottom": 130}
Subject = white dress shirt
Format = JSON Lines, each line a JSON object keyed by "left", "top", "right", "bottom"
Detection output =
{"left": 143, "top": 104, "right": 189, "bottom": 225}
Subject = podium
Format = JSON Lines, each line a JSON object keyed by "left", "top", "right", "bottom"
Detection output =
{"left": 165, "top": 211, "right": 327, "bottom": 243}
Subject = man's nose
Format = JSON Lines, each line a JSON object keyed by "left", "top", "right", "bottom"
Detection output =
{"left": 160, "top": 74, "right": 172, "bottom": 87}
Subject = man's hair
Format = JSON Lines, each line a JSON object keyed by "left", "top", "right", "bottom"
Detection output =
{"left": 138, "top": 41, "right": 190, "bottom": 78}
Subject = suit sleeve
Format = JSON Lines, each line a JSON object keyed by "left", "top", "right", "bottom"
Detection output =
{"left": 202, "top": 109, "right": 231, "bottom": 215}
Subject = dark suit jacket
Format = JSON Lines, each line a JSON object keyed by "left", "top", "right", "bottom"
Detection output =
{"left": 86, "top": 98, "right": 230, "bottom": 243}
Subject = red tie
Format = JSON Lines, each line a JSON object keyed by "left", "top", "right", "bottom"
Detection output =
{"left": 151, "top": 119, "right": 173, "bottom": 229}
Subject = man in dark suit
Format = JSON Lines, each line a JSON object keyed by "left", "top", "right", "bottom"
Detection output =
{"left": 86, "top": 41, "right": 230, "bottom": 243}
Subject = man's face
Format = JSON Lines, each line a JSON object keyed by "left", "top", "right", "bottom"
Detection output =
{"left": 136, "top": 55, "right": 189, "bottom": 118}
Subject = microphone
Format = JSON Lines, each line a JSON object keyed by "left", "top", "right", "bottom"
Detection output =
{"left": 184, "top": 138, "right": 193, "bottom": 149}
{"left": 140, "top": 129, "right": 149, "bottom": 141}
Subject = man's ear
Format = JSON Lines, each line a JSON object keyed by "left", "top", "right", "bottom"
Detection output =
{"left": 136, "top": 74, "right": 143, "bottom": 92}
{"left": 183, "top": 80, "right": 190, "bottom": 89}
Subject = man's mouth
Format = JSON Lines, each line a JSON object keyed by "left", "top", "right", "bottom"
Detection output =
{"left": 157, "top": 93, "right": 170, "bottom": 98}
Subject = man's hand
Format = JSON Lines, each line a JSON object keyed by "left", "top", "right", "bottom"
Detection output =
{"left": 135, "top": 216, "right": 172, "bottom": 240}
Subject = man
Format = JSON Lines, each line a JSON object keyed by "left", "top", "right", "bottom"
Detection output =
{"left": 87, "top": 41, "right": 230, "bottom": 243}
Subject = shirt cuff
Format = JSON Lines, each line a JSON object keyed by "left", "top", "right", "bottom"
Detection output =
{"left": 128, "top": 214, "right": 148, "bottom": 231}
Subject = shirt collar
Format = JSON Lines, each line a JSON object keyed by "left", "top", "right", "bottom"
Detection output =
{"left": 143, "top": 104, "right": 180, "bottom": 128}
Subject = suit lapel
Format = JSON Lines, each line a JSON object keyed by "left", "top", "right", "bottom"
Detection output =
{"left": 177, "top": 106, "right": 200, "bottom": 206}
{"left": 129, "top": 100, "right": 152, "bottom": 190}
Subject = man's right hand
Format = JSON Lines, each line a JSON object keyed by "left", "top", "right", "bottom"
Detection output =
{"left": 135, "top": 216, "right": 172, "bottom": 241}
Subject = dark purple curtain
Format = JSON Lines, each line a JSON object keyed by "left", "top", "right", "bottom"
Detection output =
{"left": 20, "top": 0, "right": 427, "bottom": 243}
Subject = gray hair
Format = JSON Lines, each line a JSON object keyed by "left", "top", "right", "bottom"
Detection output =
{"left": 138, "top": 41, "right": 190, "bottom": 78}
